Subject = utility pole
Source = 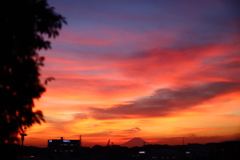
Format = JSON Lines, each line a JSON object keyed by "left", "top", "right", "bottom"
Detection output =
{"left": 20, "top": 127, "right": 27, "bottom": 146}
{"left": 19, "top": 127, "right": 27, "bottom": 158}
{"left": 182, "top": 137, "right": 185, "bottom": 145}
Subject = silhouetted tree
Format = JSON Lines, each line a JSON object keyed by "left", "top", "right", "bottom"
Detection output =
{"left": 0, "top": 0, "right": 66, "bottom": 145}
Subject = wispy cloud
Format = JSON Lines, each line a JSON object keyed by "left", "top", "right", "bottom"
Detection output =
{"left": 123, "top": 127, "right": 141, "bottom": 133}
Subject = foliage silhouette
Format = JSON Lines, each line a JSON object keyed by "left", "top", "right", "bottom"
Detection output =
{"left": 0, "top": 0, "right": 66, "bottom": 145}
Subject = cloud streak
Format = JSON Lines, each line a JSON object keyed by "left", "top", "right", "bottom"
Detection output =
{"left": 89, "top": 82, "right": 240, "bottom": 119}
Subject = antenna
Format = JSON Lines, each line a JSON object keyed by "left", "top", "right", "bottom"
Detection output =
{"left": 80, "top": 135, "right": 82, "bottom": 147}
{"left": 183, "top": 137, "right": 185, "bottom": 145}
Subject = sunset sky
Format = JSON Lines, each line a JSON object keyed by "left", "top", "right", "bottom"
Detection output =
{"left": 25, "top": 0, "right": 240, "bottom": 147}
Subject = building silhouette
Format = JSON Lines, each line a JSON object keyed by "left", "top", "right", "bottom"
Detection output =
{"left": 48, "top": 137, "right": 80, "bottom": 154}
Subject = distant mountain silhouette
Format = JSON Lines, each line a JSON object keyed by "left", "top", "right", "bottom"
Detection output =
{"left": 122, "top": 137, "right": 148, "bottom": 148}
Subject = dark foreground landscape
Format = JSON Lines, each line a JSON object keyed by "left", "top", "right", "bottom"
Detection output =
{"left": 1, "top": 141, "right": 239, "bottom": 160}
